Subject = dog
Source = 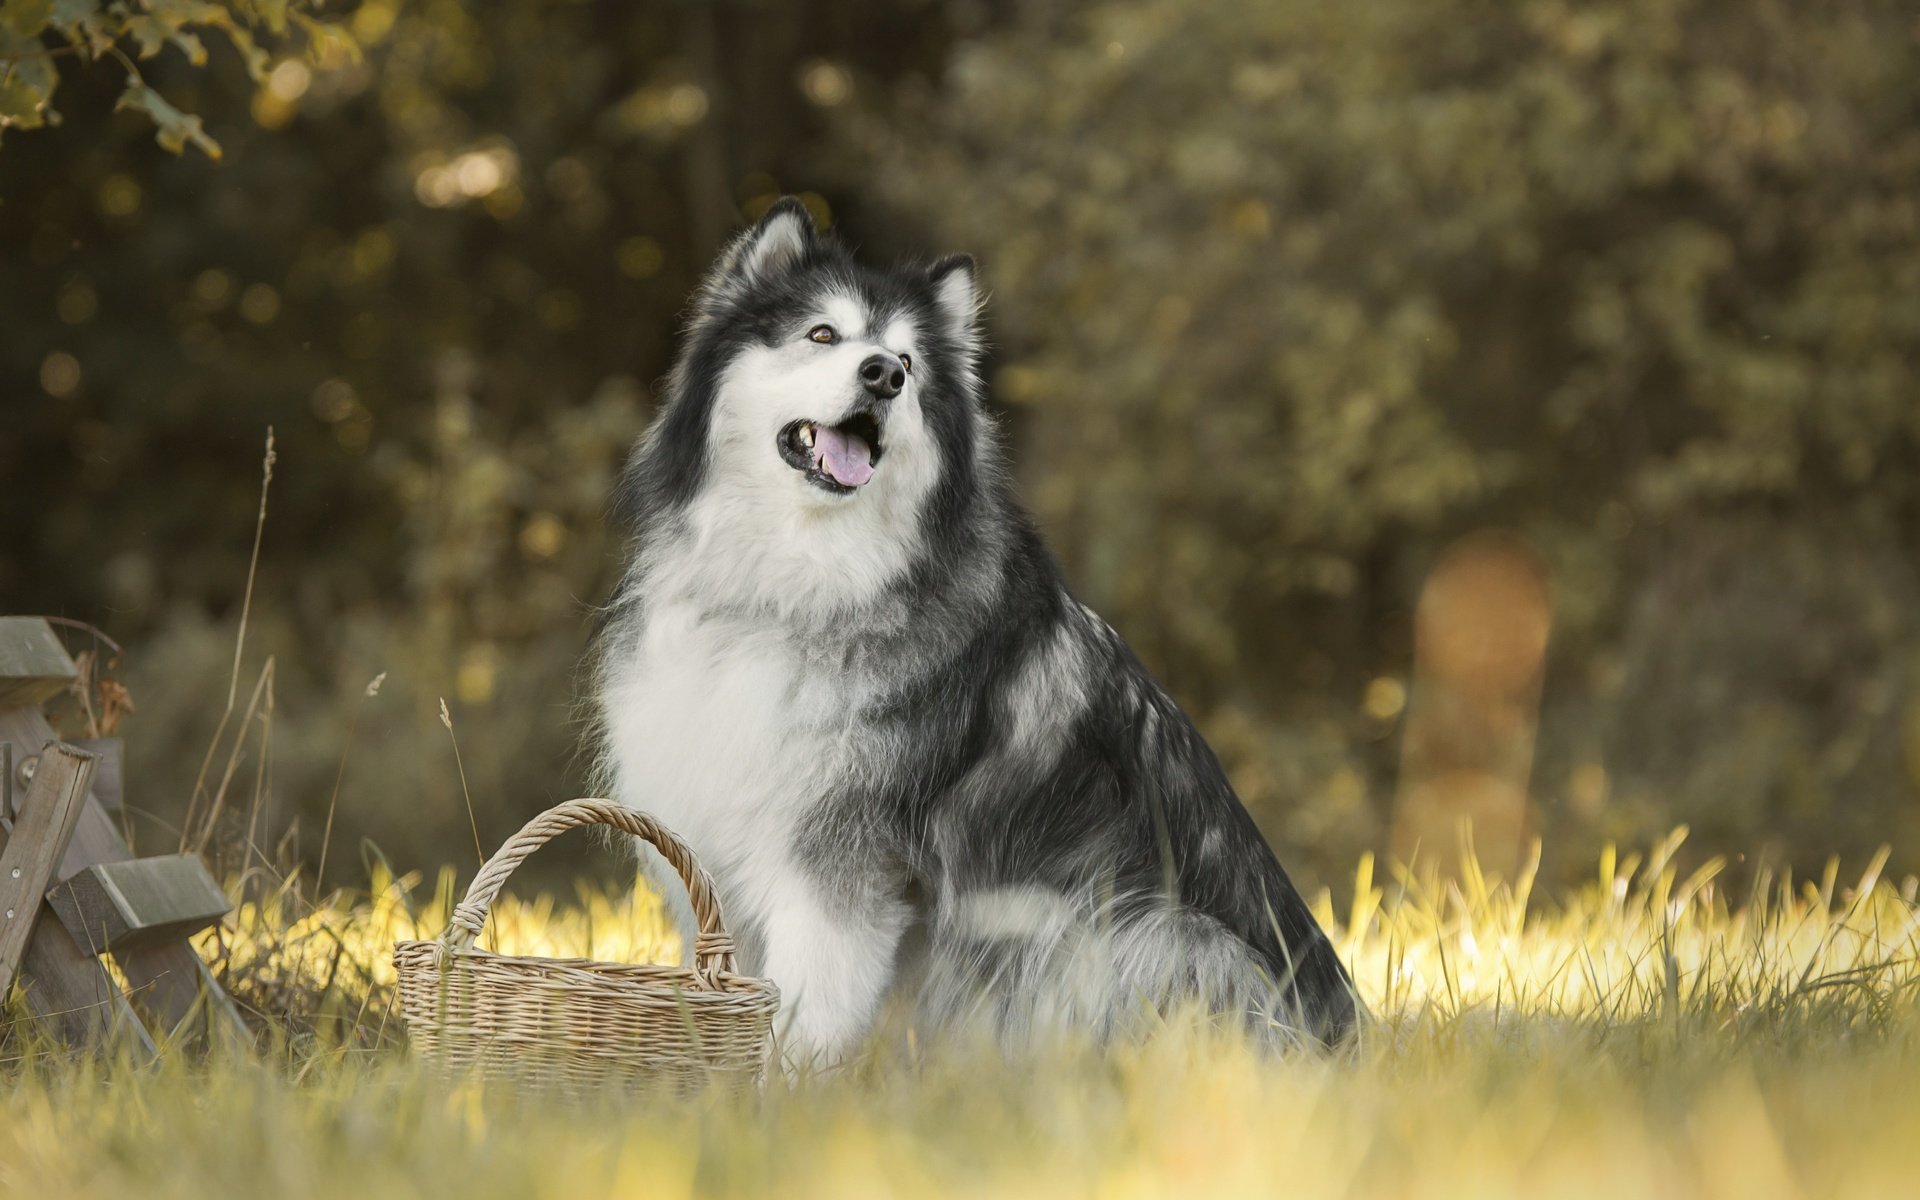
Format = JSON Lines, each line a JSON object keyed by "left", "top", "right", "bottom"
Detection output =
{"left": 593, "top": 198, "right": 1357, "bottom": 1064}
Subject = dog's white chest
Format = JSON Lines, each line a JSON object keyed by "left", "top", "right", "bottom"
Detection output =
{"left": 599, "top": 601, "right": 859, "bottom": 881}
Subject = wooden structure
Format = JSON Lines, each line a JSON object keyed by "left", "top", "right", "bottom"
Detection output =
{"left": 0, "top": 617, "right": 247, "bottom": 1053}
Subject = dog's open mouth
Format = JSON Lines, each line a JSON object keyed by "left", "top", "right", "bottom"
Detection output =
{"left": 778, "top": 413, "right": 884, "bottom": 493}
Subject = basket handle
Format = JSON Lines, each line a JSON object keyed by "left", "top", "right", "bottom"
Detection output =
{"left": 442, "top": 798, "right": 739, "bottom": 988}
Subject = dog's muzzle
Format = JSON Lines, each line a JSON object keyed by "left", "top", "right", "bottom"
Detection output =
{"left": 779, "top": 403, "right": 886, "bottom": 494}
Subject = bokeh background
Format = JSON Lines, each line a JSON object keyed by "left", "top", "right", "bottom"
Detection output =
{"left": 4, "top": 0, "right": 1918, "bottom": 897}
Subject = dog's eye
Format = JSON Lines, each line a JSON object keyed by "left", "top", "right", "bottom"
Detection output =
{"left": 899, "top": 353, "right": 913, "bottom": 374}
{"left": 807, "top": 324, "right": 837, "bottom": 344}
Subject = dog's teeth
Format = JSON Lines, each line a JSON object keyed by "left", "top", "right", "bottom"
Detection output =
{"left": 798, "top": 423, "right": 816, "bottom": 448}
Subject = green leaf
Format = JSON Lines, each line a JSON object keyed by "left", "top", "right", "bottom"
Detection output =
{"left": 121, "top": 11, "right": 207, "bottom": 68}
{"left": 52, "top": 0, "right": 117, "bottom": 56}
{"left": 115, "top": 76, "right": 221, "bottom": 158}
{"left": 0, "top": 76, "right": 49, "bottom": 129}
{"left": 292, "top": 11, "right": 359, "bottom": 65}
{"left": 0, "top": 34, "right": 56, "bottom": 128}
{"left": 124, "top": 14, "right": 168, "bottom": 58}
{"left": 140, "top": 0, "right": 224, "bottom": 28}
{"left": 0, "top": 0, "right": 55, "bottom": 38}
{"left": 220, "top": 21, "right": 267, "bottom": 81}
{"left": 169, "top": 25, "right": 207, "bottom": 65}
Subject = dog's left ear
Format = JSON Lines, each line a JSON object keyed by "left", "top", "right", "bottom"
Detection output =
{"left": 928, "top": 254, "right": 980, "bottom": 350}
{"left": 704, "top": 197, "right": 818, "bottom": 306}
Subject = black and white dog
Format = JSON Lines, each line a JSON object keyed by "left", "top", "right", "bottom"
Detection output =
{"left": 594, "top": 199, "right": 1357, "bottom": 1063}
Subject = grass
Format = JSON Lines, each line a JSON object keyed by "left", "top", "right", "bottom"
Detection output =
{"left": 3, "top": 830, "right": 1918, "bottom": 1199}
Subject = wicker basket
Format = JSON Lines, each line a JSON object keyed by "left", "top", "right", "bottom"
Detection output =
{"left": 393, "top": 798, "right": 779, "bottom": 1094}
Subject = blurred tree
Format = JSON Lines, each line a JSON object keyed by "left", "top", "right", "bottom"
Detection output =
{"left": 842, "top": 0, "right": 1920, "bottom": 882}
{"left": 7, "top": 0, "right": 1918, "bottom": 892}
{"left": 0, "top": 0, "right": 996, "bottom": 886}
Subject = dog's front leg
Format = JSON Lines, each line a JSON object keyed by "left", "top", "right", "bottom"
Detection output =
{"left": 755, "top": 866, "right": 912, "bottom": 1070}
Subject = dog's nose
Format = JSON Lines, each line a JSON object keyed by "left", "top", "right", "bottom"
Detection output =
{"left": 858, "top": 353, "right": 906, "bottom": 401}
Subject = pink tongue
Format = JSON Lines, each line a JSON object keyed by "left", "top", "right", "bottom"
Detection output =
{"left": 813, "top": 424, "right": 874, "bottom": 487}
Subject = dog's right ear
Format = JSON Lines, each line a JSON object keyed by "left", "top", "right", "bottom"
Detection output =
{"left": 700, "top": 198, "right": 818, "bottom": 311}
{"left": 927, "top": 253, "right": 981, "bottom": 352}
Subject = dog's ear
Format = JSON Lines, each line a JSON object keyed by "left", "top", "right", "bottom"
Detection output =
{"left": 702, "top": 198, "right": 818, "bottom": 308}
{"left": 928, "top": 253, "right": 980, "bottom": 349}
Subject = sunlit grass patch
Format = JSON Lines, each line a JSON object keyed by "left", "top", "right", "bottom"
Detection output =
{"left": 203, "top": 827, "right": 1920, "bottom": 1039}
{"left": 1338, "top": 831, "right": 1920, "bottom": 1025}
{"left": 199, "top": 861, "right": 681, "bottom": 1044}
{"left": 5, "top": 831, "right": 1912, "bottom": 1199}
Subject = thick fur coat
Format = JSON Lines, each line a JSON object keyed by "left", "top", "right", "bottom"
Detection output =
{"left": 594, "top": 199, "right": 1357, "bottom": 1063}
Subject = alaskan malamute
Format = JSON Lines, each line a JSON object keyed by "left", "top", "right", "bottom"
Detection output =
{"left": 595, "top": 199, "right": 1357, "bottom": 1063}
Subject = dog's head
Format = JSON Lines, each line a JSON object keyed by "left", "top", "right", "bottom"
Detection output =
{"left": 624, "top": 199, "right": 992, "bottom": 613}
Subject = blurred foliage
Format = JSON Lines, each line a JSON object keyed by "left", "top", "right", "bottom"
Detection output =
{"left": 4, "top": 0, "right": 1919, "bottom": 894}
{"left": 0, "top": 0, "right": 988, "bottom": 886}
{"left": 0, "top": 0, "right": 347, "bottom": 156}
{"left": 842, "top": 0, "right": 1920, "bottom": 884}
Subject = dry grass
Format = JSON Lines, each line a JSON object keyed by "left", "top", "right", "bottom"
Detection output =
{"left": 1, "top": 829, "right": 1913, "bottom": 1199}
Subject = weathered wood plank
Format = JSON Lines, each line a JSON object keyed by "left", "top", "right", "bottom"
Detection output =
{"left": 49, "top": 854, "right": 230, "bottom": 953}
{"left": 0, "top": 705, "right": 250, "bottom": 1047}
{"left": 119, "top": 944, "right": 251, "bottom": 1050}
{"left": 68, "top": 737, "right": 123, "bottom": 812}
{"left": 0, "top": 618, "right": 78, "bottom": 709}
{"left": 0, "top": 707, "right": 104, "bottom": 881}
{"left": 0, "top": 741, "right": 155, "bottom": 1055}
{"left": 15, "top": 904, "right": 159, "bottom": 1055}
{"left": 0, "top": 744, "right": 94, "bottom": 999}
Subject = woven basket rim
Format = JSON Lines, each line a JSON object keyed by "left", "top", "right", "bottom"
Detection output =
{"left": 394, "top": 937, "right": 780, "bottom": 1003}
